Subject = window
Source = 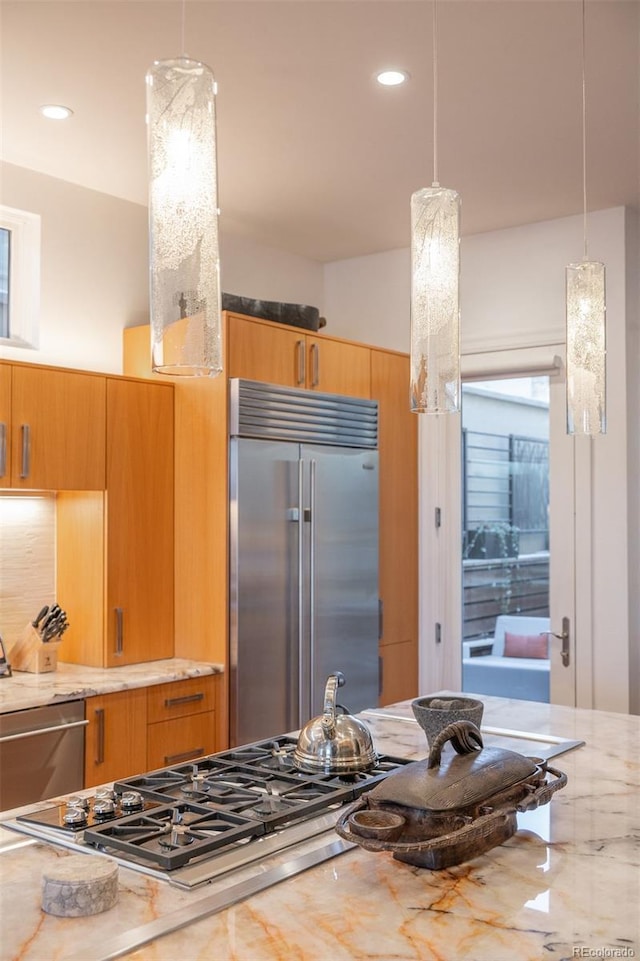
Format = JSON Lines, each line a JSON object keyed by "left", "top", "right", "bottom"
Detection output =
{"left": 0, "top": 205, "right": 41, "bottom": 348}
{"left": 0, "top": 227, "right": 9, "bottom": 337}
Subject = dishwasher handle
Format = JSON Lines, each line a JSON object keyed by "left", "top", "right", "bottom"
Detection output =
{"left": 0, "top": 719, "right": 89, "bottom": 744}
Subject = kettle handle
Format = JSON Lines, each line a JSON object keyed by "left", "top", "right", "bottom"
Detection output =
{"left": 321, "top": 672, "right": 345, "bottom": 738}
{"left": 427, "top": 720, "right": 483, "bottom": 769}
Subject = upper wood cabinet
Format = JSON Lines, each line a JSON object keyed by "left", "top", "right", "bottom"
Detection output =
{"left": 0, "top": 362, "right": 106, "bottom": 490}
{"left": 227, "top": 314, "right": 371, "bottom": 398}
{"left": 371, "top": 348, "right": 419, "bottom": 705}
{"left": 0, "top": 364, "right": 11, "bottom": 488}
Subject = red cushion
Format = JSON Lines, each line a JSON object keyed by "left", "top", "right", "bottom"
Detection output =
{"left": 503, "top": 631, "right": 548, "bottom": 659}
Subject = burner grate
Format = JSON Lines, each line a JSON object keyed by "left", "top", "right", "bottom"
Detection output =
{"left": 83, "top": 802, "right": 265, "bottom": 871}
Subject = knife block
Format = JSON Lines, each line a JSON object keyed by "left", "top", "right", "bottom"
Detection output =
{"left": 8, "top": 624, "right": 61, "bottom": 674}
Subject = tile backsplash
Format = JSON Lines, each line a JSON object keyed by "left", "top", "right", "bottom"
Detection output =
{"left": 0, "top": 495, "right": 56, "bottom": 647}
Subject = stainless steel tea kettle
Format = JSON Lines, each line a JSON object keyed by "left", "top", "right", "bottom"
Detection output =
{"left": 293, "top": 672, "right": 377, "bottom": 774}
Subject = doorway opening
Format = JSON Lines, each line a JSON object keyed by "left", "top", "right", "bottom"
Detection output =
{"left": 460, "top": 376, "right": 551, "bottom": 703}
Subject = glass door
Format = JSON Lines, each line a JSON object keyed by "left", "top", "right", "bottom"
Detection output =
{"left": 460, "top": 373, "right": 576, "bottom": 705}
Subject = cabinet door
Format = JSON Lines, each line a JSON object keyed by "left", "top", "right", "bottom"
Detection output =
{"left": 85, "top": 689, "right": 147, "bottom": 787}
{"left": 0, "top": 364, "right": 11, "bottom": 489}
{"left": 371, "top": 349, "right": 418, "bottom": 703}
{"left": 105, "top": 379, "right": 174, "bottom": 666}
{"left": 228, "top": 314, "right": 304, "bottom": 387}
{"left": 10, "top": 365, "right": 106, "bottom": 490}
{"left": 307, "top": 336, "right": 370, "bottom": 398}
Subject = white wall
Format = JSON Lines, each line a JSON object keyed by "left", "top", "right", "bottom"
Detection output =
{"left": 324, "top": 207, "right": 623, "bottom": 354}
{"left": 1, "top": 163, "right": 149, "bottom": 373}
{"left": 0, "top": 163, "right": 324, "bottom": 374}
{"left": 325, "top": 206, "right": 636, "bottom": 714}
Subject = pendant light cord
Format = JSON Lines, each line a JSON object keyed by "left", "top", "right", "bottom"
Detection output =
{"left": 432, "top": 0, "right": 439, "bottom": 187}
{"left": 581, "top": 0, "right": 588, "bottom": 260}
{"left": 181, "top": 0, "right": 187, "bottom": 59}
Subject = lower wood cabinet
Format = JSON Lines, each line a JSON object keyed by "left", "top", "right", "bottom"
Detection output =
{"left": 84, "top": 675, "right": 221, "bottom": 788}
{"left": 379, "top": 639, "right": 419, "bottom": 707}
{"left": 147, "top": 675, "right": 217, "bottom": 770}
{"left": 84, "top": 688, "right": 148, "bottom": 788}
{"left": 147, "top": 713, "right": 216, "bottom": 771}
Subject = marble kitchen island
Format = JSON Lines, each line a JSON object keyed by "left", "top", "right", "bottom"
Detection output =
{"left": 1, "top": 695, "right": 638, "bottom": 961}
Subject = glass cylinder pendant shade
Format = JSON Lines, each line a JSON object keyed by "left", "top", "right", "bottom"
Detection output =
{"left": 566, "top": 260, "right": 606, "bottom": 435}
{"left": 410, "top": 185, "right": 461, "bottom": 413}
{"left": 146, "top": 58, "right": 222, "bottom": 376}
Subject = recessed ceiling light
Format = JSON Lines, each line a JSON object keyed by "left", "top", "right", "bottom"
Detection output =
{"left": 39, "top": 104, "right": 73, "bottom": 120}
{"left": 376, "top": 70, "right": 410, "bottom": 87}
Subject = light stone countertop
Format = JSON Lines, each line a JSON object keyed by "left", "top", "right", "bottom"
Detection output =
{"left": 0, "top": 694, "right": 638, "bottom": 961}
{"left": 0, "top": 658, "right": 224, "bottom": 714}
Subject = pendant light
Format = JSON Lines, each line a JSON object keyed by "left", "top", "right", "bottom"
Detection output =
{"left": 565, "top": 0, "right": 606, "bottom": 434}
{"left": 410, "top": 0, "right": 461, "bottom": 414}
{"left": 146, "top": 1, "right": 222, "bottom": 377}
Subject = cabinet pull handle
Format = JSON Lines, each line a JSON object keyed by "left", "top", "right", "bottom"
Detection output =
{"left": 310, "top": 343, "right": 319, "bottom": 387}
{"left": 164, "top": 692, "right": 205, "bottom": 708}
{"left": 0, "top": 423, "right": 6, "bottom": 478}
{"left": 295, "top": 340, "right": 305, "bottom": 385}
{"left": 115, "top": 608, "right": 124, "bottom": 655}
{"left": 95, "top": 708, "right": 105, "bottom": 765}
{"left": 164, "top": 747, "right": 205, "bottom": 765}
{"left": 20, "top": 424, "right": 30, "bottom": 479}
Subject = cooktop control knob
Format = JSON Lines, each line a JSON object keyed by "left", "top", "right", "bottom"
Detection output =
{"left": 93, "top": 797, "right": 116, "bottom": 818}
{"left": 66, "top": 796, "right": 89, "bottom": 811}
{"left": 95, "top": 788, "right": 117, "bottom": 802}
{"left": 120, "top": 790, "right": 143, "bottom": 811}
{"left": 64, "top": 806, "right": 88, "bottom": 826}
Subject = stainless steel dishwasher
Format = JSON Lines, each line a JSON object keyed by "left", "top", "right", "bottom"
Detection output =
{"left": 0, "top": 701, "right": 87, "bottom": 811}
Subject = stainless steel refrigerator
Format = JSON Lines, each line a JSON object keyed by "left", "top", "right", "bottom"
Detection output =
{"left": 229, "top": 379, "right": 380, "bottom": 746}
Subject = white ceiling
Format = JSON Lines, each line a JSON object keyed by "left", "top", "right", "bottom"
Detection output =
{"left": 2, "top": 1, "right": 639, "bottom": 263}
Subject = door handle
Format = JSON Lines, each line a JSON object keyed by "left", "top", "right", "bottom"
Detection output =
{"left": 20, "top": 424, "right": 30, "bottom": 479}
{"left": 297, "top": 458, "right": 304, "bottom": 726}
{"left": 309, "top": 458, "right": 317, "bottom": 712}
{"left": 542, "top": 616, "right": 570, "bottom": 667}
{"left": 115, "top": 607, "right": 124, "bottom": 656}
{"left": 95, "top": 708, "right": 105, "bottom": 765}
{"left": 0, "top": 423, "right": 6, "bottom": 478}
{"left": 295, "top": 340, "right": 305, "bottom": 386}
{"left": 310, "top": 343, "right": 319, "bottom": 387}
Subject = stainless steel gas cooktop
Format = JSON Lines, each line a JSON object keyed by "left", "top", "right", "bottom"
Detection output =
{"left": 8, "top": 736, "right": 411, "bottom": 888}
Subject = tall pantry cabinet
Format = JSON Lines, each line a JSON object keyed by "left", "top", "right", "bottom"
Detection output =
{"left": 57, "top": 375, "right": 174, "bottom": 667}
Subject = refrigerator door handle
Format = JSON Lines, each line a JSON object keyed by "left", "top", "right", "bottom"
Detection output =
{"left": 297, "top": 457, "right": 305, "bottom": 726}
{"left": 309, "top": 457, "right": 317, "bottom": 714}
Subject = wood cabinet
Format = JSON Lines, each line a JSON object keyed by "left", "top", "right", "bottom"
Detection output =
{"left": 371, "top": 348, "right": 419, "bottom": 704}
{"left": 228, "top": 313, "right": 371, "bottom": 398}
{"left": 84, "top": 675, "right": 222, "bottom": 786}
{"left": 0, "top": 364, "right": 11, "bottom": 488}
{"left": 104, "top": 378, "right": 174, "bottom": 666}
{"left": 57, "top": 376, "right": 175, "bottom": 668}
{"left": 123, "top": 314, "right": 418, "bottom": 721}
{"left": 147, "top": 675, "right": 217, "bottom": 769}
{"left": 85, "top": 687, "right": 148, "bottom": 787}
{"left": 0, "top": 361, "right": 106, "bottom": 490}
